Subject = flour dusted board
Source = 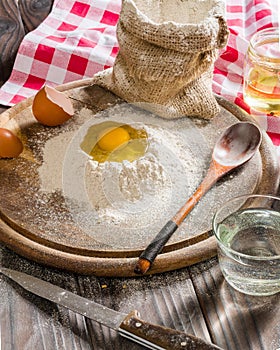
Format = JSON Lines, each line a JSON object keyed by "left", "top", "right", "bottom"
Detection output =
{"left": 0, "top": 81, "right": 279, "bottom": 276}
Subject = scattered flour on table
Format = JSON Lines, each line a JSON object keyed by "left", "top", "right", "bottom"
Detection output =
{"left": 38, "top": 131, "right": 73, "bottom": 193}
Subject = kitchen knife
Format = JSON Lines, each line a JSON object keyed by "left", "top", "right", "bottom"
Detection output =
{"left": 0, "top": 267, "right": 223, "bottom": 350}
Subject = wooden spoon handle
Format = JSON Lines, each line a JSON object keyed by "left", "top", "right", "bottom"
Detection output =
{"left": 134, "top": 160, "right": 231, "bottom": 274}
{"left": 134, "top": 220, "right": 178, "bottom": 273}
{"left": 172, "top": 160, "right": 224, "bottom": 225}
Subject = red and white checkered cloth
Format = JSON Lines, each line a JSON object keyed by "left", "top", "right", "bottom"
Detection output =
{"left": 0, "top": 0, "right": 121, "bottom": 104}
{"left": 0, "top": 0, "right": 279, "bottom": 159}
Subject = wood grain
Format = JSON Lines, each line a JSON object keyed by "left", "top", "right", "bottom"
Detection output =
{"left": 1, "top": 246, "right": 279, "bottom": 350}
{"left": 0, "top": 0, "right": 25, "bottom": 85}
{"left": 0, "top": 246, "right": 213, "bottom": 350}
{"left": 0, "top": 0, "right": 53, "bottom": 85}
{"left": 189, "top": 258, "right": 280, "bottom": 350}
{"left": 18, "top": 0, "right": 53, "bottom": 33}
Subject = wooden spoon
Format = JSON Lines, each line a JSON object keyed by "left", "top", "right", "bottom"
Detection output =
{"left": 134, "top": 122, "right": 262, "bottom": 274}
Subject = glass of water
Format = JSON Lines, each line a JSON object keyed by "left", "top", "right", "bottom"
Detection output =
{"left": 213, "top": 194, "right": 280, "bottom": 296}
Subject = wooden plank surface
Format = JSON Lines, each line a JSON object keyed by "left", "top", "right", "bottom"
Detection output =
{"left": 0, "top": 245, "right": 211, "bottom": 350}
{"left": 190, "top": 260, "right": 280, "bottom": 350}
{"left": 1, "top": 244, "right": 279, "bottom": 350}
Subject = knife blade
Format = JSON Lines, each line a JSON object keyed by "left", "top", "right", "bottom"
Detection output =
{"left": 0, "top": 267, "right": 223, "bottom": 350}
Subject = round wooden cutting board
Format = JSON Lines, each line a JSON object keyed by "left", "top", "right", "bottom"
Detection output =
{"left": 0, "top": 80, "right": 279, "bottom": 276}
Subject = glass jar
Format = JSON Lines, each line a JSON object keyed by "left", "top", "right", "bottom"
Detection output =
{"left": 243, "top": 27, "right": 280, "bottom": 116}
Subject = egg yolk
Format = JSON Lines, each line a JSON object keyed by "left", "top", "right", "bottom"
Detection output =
{"left": 81, "top": 121, "right": 148, "bottom": 163}
{"left": 97, "top": 127, "right": 130, "bottom": 152}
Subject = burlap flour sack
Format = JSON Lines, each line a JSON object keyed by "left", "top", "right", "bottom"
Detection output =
{"left": 94, "top": 0, "right": 229, "bottom": 119}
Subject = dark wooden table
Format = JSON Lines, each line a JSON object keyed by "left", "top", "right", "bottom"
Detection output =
{"left": 0, "top": 0, "right": 53, "bottom": 86}
{"left": 1, "top": 243, "right": 279, "bottom": 350}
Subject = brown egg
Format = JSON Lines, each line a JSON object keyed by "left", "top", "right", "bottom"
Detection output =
{"left": 0, "top": 128, "right": 23, "bottom": 158}
{"left": 32, "top": 85, "right": 74, "bottom": 126}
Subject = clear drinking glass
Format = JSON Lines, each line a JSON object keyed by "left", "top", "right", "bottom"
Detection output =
{"left": 243, "top": 27, "right": 280, "bottom": 116}
{"left": 213, "top": 194, "right": 280, "bottom": 296}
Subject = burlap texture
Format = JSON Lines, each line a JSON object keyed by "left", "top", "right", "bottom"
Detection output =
{"left": 94, "top": 0, "right": 229, "bottom": 119}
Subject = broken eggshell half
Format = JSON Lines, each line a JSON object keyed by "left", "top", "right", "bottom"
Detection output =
{"left": 32, "top": 85, "right": 74, "bottom": 126}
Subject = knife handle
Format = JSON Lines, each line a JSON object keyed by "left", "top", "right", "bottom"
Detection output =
{"left": 119, "top": 310, "right": 223, "bottom": 350}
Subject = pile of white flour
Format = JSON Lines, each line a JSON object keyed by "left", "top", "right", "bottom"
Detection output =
{"left": 38, "top": 103, "right": 206, "bottom": 248}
